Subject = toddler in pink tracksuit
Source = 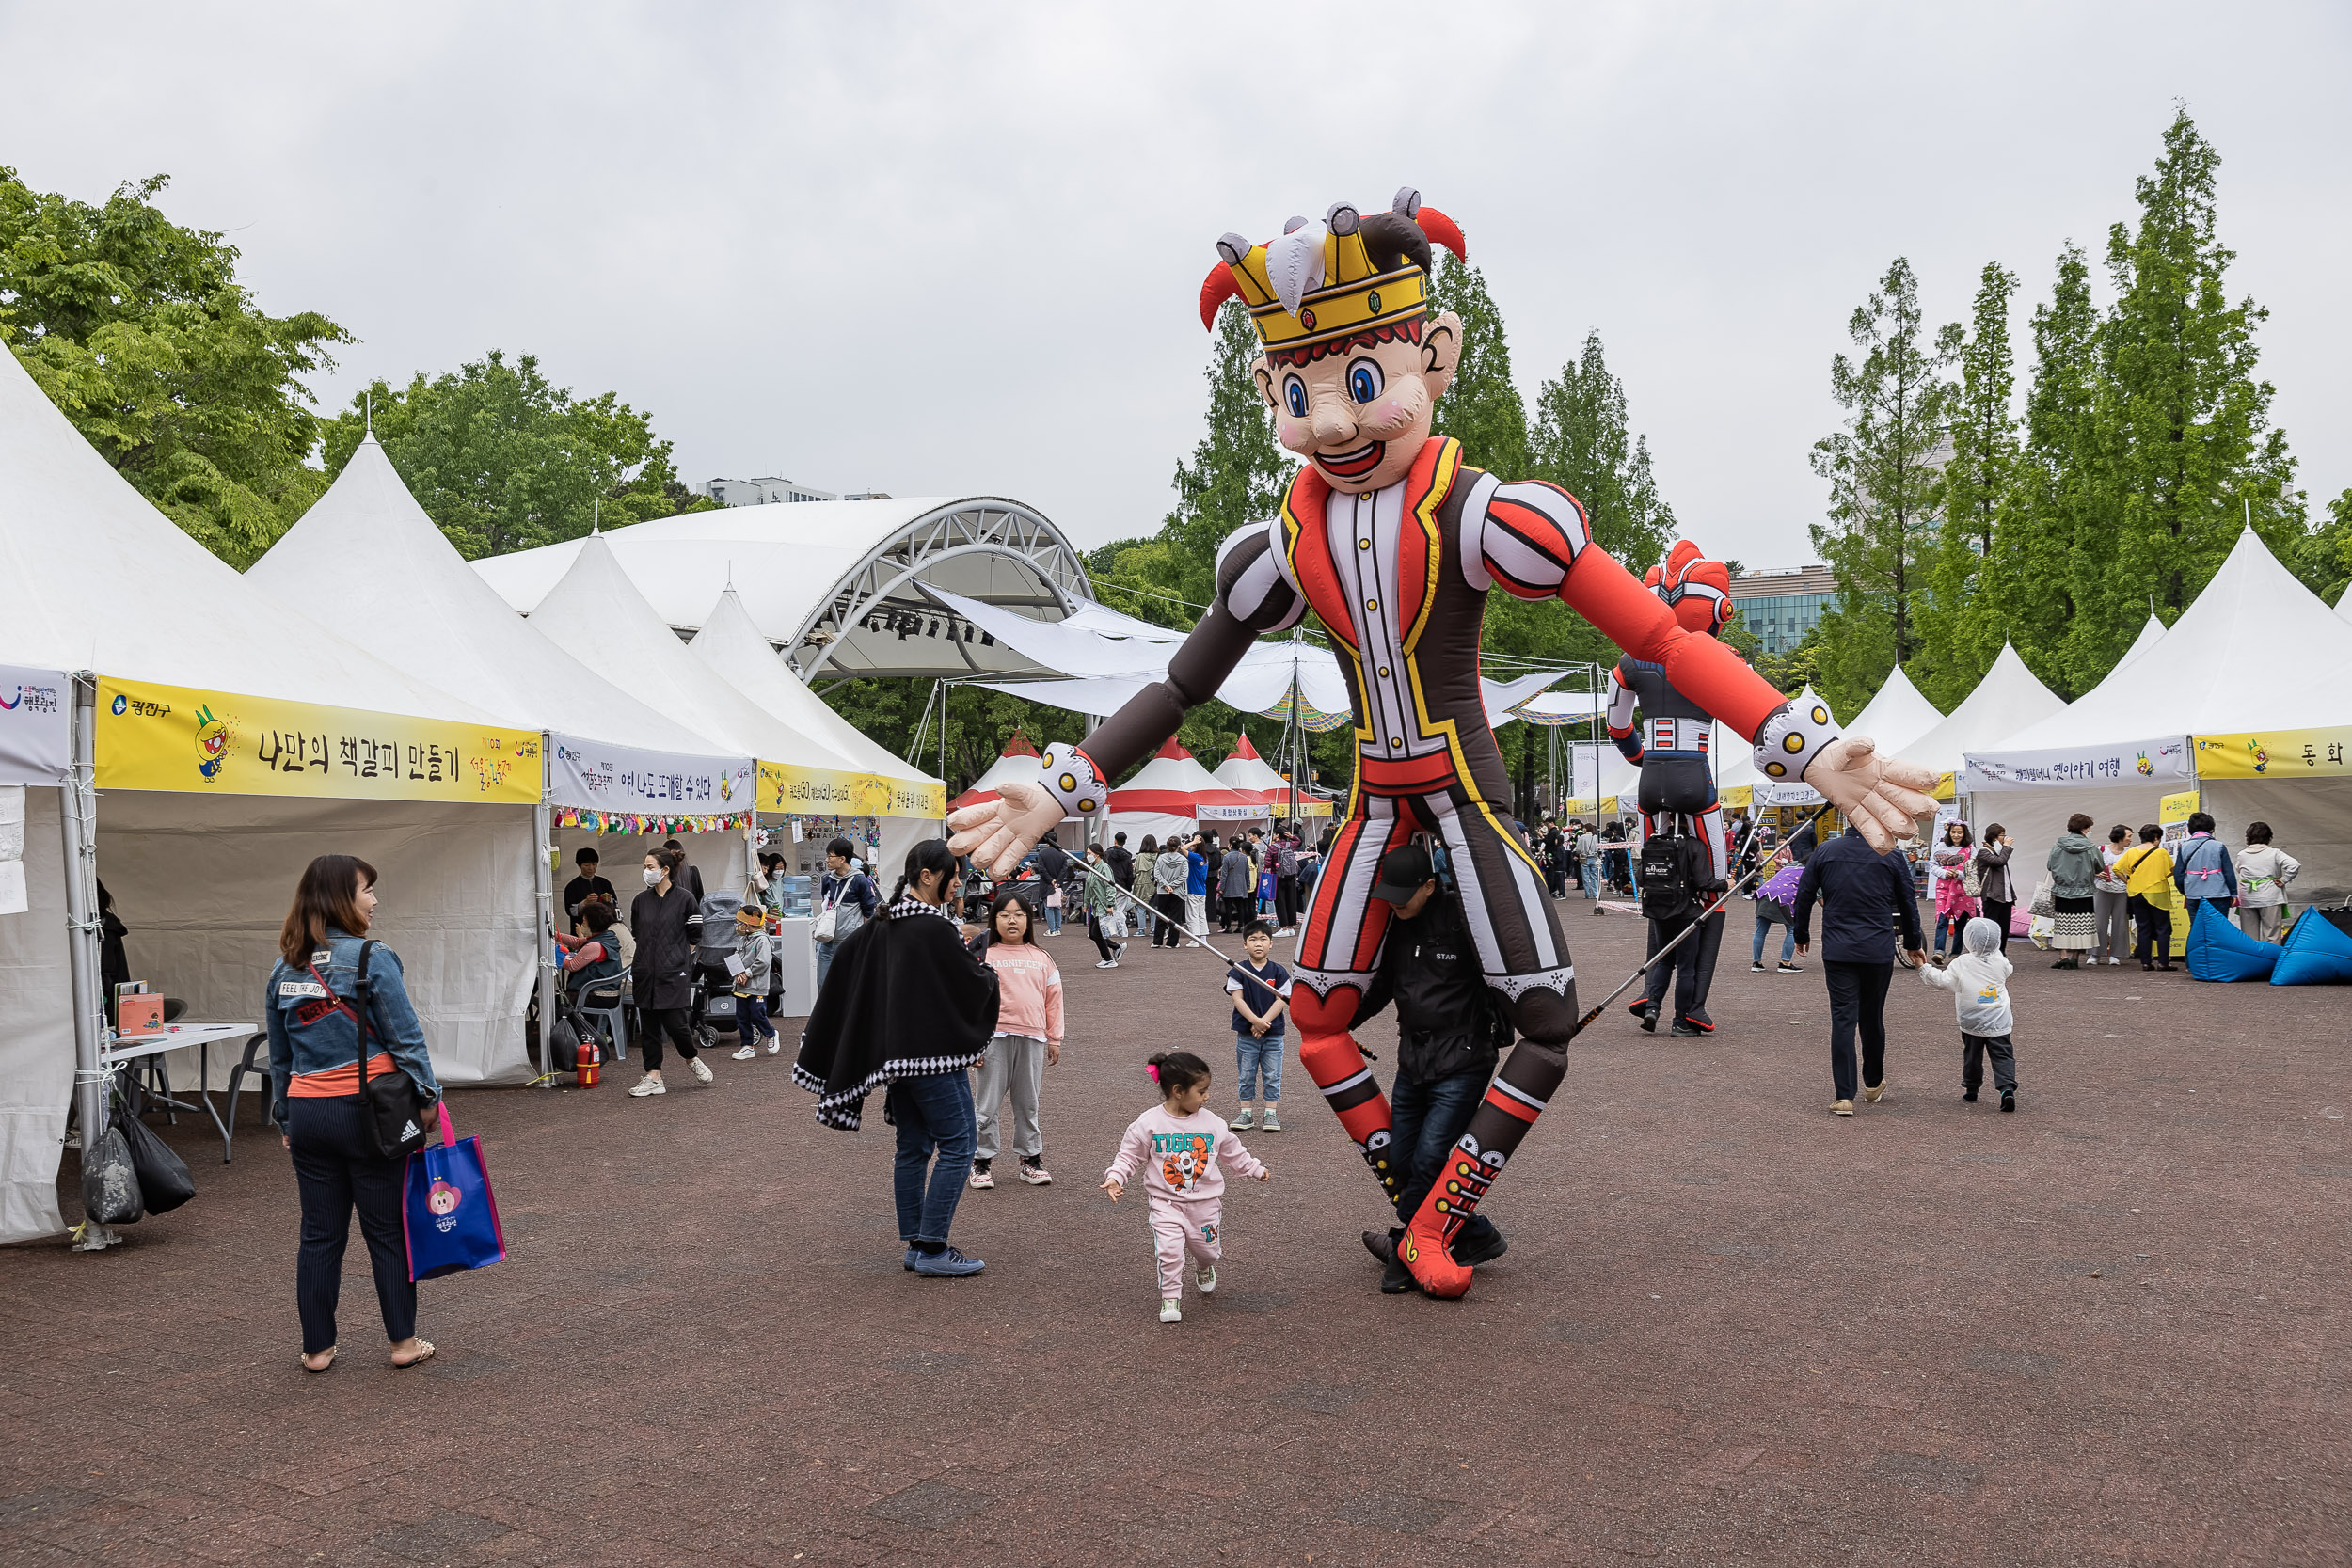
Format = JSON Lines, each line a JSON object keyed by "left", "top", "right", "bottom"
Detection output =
{"left": 1102, "top": 1050, "right": 1269, "bottom": 1323}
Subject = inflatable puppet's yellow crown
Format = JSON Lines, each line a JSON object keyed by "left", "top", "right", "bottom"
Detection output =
{"left": 1199, "top": 187, "right": 1467, "bottom": 358}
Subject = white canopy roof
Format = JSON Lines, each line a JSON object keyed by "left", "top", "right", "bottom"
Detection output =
{"left": 0, "top": 340, "right": 495, "bottom": 723}
{"left": 2337, "top": 580, "right": 2352, "bottom": 620}
{"left": 1213, "top": 735, "right": 1288, "bottom": 796}
{"left": 526, "top": 533, "right": 866, "bottom": 769}
{"left": 1841, "top": 665, "right": 1945, "bottom": 757}
{"left": 249, "top": 436, "right": 723, "bottom": 752}
{"left": 1893, "top": 644, "right": 2066, "bottom": 777}
{"left": 2114, "top": 612, "right": 2169, "bottom": 672}
{"left": 687, "top": 587, "right": 939, "bottom": 790}
{"left": 949, "top": 736, "right": 1044, "bottom": 808}
{"left": 1975, "top": 528, "right": 2352, "bottom": 756}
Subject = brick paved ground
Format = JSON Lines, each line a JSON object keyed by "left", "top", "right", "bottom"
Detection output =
{"left": 4, "top": 898, "right": 2346, "bottom": 1566}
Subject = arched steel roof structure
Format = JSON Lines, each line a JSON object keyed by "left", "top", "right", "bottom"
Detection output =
{"left": 472, "top": 495, "right": 1095, "bottom": 683}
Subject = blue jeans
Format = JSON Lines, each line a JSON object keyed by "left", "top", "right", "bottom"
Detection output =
{"left": 1389, "top": 1069, "right": 1500, "bottom": 1255}
{"left": 1044, "top": 901, "right": 1063, "bottom": 935}
{"left": 815, "top": 941, "right": 837, "bottom": 990}
{"left": 1753, "top": 916, "right": 1794, "bottom": 964}
{"left": 1581, "top": 861, "right": 1601, "bottom": 899}
{"left": 887, "top": 1071, "right": 976, "bottom": 1248}
{"left": 1234, "top": 1029, "right": 1283, "bottom": 1101}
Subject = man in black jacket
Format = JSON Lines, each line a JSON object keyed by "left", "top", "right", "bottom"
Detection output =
{"left": 1793, "top": 827, "right": 1926, "bottom": 1116}
{"left": 1353, "top": 844, "right": 1509, "bottom": 1293}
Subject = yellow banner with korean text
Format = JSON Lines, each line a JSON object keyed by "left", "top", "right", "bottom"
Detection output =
{"left": 757, "top": 758, "right": 946, "bottom": 820}
{"left": 95, "top": 677, "right": 541, "bottom": 804}
{"left": 2192, "top": 728, "right": 2352, "bottom": 782}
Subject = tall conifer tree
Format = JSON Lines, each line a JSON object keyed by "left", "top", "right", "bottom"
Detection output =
{"left": 1426, "top": 255, "right": 1529, "bottom": 480}
{"left": 1917, "top": 262, "right": 2018, "bottom": 705}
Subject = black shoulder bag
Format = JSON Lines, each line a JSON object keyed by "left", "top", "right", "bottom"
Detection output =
{"left": 311, "top": 942, "right": 432, "bottom": 1158}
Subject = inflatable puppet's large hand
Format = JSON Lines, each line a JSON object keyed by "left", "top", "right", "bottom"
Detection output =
{"left": 946, "top": 778, "right": 1066, "bottom": 878}
{"left": 1800, "top": 736, "right": 1939, "bottom": 851}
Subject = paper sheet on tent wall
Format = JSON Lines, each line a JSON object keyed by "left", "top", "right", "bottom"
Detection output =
{"left": 94, "top": 676, "right": 542, "bottom": 803}
{"left": 547, "top": 733, "right": 755, "bottom": 816}
{"left": 0, "top": 667, "right": 71, "bottom": 786}
{"left": 0, "top": 784, "right": 23, "bottom": 916}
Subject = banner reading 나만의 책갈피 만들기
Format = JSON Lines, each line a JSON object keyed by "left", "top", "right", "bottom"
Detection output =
{"left": 94, "top": 677, "right": 540, "bottom": 803}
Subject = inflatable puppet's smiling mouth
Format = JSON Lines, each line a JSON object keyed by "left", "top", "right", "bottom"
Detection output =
{"left": 1313, "top": 441, "right": 1385, "bottom": 480}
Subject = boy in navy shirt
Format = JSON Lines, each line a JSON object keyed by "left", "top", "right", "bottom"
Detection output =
{"left": 1225, "top": 919, "right": 1291, "bottom": 1132}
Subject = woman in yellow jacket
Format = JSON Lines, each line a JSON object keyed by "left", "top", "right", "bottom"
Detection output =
{"left": 2110, "top": 825, "right": 2176, "bottom": 972}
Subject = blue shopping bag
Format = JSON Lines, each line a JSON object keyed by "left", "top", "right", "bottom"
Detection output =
{"left": 403, "top": 1102, "right": 507, "bottom": 1281}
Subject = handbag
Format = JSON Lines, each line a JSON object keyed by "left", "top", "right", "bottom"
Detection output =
{"left": 2027, "top": 874, "right": 2055, "bottom": 920}
{"left": 1961, "top": 856, "right": 1982, "bottom": 897}
{"left": 116, "top": 1085, "right": 195, "bottom": 1215}
{"left": 328, "top": 942, "right": 433, "bottom": 1160}
{"left": 402, "top": 1102, "right": 507, "bottom": 1281}
{"left": 812, "top": 880, "right": 842, "bottom": 943}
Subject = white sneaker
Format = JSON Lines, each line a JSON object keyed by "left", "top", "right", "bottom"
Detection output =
{"left": 689, "top": 1057, "right": 715, "bottom": 1084}
{"left": 2107, "top": 957, "right": 2123, "bottom": 966}
{"left": 765, "top": 1038, "right": 781, "bottom": 1055}
{"left": 730, "top": 1044, "right": 758, "bottom": 1061}
{"left": 1196, "top": 1264, "right": 1216, "bottom": 1294}
{"left": 1095, "top": 959, "right": 1117, "bottom": 969}
{"left": 1158, "top": 1298, "right": 1183, "bottom": 1323}
{"left": 1276, "top": 927, "right": 1295, "bottom": 937}
{"left": 628, "top": 1075, "right": 665, "bottom": 1097}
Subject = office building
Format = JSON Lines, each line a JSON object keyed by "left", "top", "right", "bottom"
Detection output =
{"left": 698, "top": 476, "right": 839, "bottom": 507}
{"left": 1728, "top": 564, "right": 1838, "bottom": 654}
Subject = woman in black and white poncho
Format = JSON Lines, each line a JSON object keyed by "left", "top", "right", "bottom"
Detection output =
{"left": 795, "top": 840, "right": 998, "bottom": 1276}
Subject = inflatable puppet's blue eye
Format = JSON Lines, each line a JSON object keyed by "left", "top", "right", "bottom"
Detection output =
{"left": 1348, "top": 358, "right": 1384, "bottom": 404}
{"left": 1283, "top": 376, "right": 1308, "bottom": 419}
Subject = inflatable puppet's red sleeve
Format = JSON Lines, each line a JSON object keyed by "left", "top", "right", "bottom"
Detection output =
{"left": 1564, "top": 548, "right": 1787, "bottom": 742}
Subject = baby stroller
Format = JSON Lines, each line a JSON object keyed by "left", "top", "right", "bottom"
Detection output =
{"left": 691, "top": 887, "right": 748, "bottom": 1053}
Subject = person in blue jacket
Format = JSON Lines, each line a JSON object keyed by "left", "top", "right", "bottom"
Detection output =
{"left": 2171, "top": 812, "right": 2238, "bottom": 933}
{"left": 266, "top": 854, "right": 443, "bottom": 1373}
{"left": 1792, "top": 827, "right": 1926, "bottom": 1117}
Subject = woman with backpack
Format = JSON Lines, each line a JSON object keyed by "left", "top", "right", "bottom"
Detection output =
{"left": 266, "top": 854, "right": 442, "bottom": 1373}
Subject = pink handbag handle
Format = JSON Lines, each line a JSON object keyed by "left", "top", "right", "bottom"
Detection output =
{"left": 432, "top": 1099, "right": 458, "bottom": 1147}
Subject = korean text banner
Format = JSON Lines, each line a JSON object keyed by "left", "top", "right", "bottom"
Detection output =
{"left": 2159, "top": 788, "right": 2201, "bottom": 826}
{"left": 758, "top": 760, "right": 946, "bottom": 820}
{"left": 547, "top": 733, "right": 755, "bottom": 816}
{"left": 0, "top": 665, "right": 71, "bottom": 786}
{"left": 95, "top": 677, "right": 540, "bottom": 804}
{"left": 1963, "top": 735, "right": 2191, "bottom": 792}
{"left": 2192, "top": 728, "right": 2352, "bottom": 782}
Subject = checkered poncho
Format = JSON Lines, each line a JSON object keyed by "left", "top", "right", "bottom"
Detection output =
{"left": 792, "top": 896, "right": 997, "bottom": 1130}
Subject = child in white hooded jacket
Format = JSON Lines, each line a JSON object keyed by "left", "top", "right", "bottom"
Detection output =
{"left": 1922, "top": 915, "right": 2019, "bottom": 1111}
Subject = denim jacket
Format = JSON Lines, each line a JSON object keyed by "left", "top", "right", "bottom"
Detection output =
{"left": 265, "top": 927, "right": 440, "bottom": 1128}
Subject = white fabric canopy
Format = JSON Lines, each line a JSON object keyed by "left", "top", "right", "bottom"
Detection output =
{"left": 1841, "top": 666, "right": 1946, "bottom": 758}
{"left": 2114, "top": 612, "right": 2169, "bottom": 672}
{"left": 1213, "top": 736, "right": 1288, "bottom": 798}
{"left": 1894, "top": 644, "right": 2066, "bottom": 780}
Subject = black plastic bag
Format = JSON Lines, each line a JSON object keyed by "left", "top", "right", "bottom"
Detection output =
{"left": 118, "top": 1109, "right": 195, "bottom": 1214}
{"left": 549, "top": 1014, "right": 580, "bottom": 1074}
{"left": 81, "top": 1125, "right": 144, "bottom": 1226}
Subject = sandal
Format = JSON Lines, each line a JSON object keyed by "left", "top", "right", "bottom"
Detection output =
{"left": 299, "top": 1347, "right": 337, "bottom": 1373}
{"left": 390, "top": 1338, "right": 437, "bottom": 1370}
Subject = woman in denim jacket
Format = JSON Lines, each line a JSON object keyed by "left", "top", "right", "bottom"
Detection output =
{"left": 266, "top": 854, "right": 443, "bottom": 1372}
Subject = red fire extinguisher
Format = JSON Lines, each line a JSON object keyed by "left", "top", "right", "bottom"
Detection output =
{"left": 577, "top": 1030, "right": 601, "bottom": 1087}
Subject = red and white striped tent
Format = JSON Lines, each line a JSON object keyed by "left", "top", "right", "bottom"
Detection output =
{"left": 1107, "top": 736, "right": 1263, "bottom": 844}
{"left": 946, "top": 730, "right": 1041, "bottom": 813}
{"left": 1214, "top": 733, "right": 1334, "bottom": 819}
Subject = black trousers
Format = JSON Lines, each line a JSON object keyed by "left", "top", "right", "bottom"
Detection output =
{"left": 638, "top": 1005, "right": 698, "bottom": 1070}
{"left": 1962, "top": 1031, "right": 2018, "bottom": 1095}
{"left": 1087, "top": 912, "right": 1119, "bottom": 962}
{"left": 1220, "top": 895, "right": 1251, "bottom": 931}
{"left": 1640, "top": 907, "right": 1724, "bottom": 1025}
{"left": 1151, "top": 893, "right": 1185, "bottom": 946}
{"left": 1275, "top": 876, "right": 1301, "bottom": 927}
{"left": 1822, "top": 959, "right": 1893, "bottom": 1101}
{"left": 2130, "top": 895, "right": 2171, "bottom": 965}
{"left": 1980, "top": 897, "right": 2014, "bottom": 952}
{"left": 287, "top": 1095, "right": 415, "bottom": 1354}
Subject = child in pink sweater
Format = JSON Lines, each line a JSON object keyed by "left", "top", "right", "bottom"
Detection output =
{"left": 1102, "top": 1050, "right": 1269, "bottom": 1323}
{"left": 970, "top": 891, "right": 1063, "bottom": 1189}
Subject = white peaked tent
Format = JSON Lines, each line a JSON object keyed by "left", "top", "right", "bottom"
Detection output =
{"left": 2338, "top": 580, "right": 2352, "bottom": 620}
{"left": 1106, "top": 738, "right": 1261, "bottom": 845}
{"left": 1966, "top": 529, "right": 2352, "bottom": 899}
{"left": 1213, "top": 734, "right": 1288, "bottom": 800}
{"left": 527, "top": 534, "right": 866, "bottom": 898}
{"left": 687, "top": 586, "right": 946, "bottom": 877}
{"left": 1842, "top": 666, "right": 1946, "bottom": 758}
{"left": 2114, "top": 612, "right": 2169, "bottom": 672}
{"left": 947, "top": 734, "right": 1042, "bottom": 812}
{"left": 0, "top": 346, "right": 523, "bottom": 1242}
{"left": 1894, "top": 645, "right": 2067, "bottom": 784}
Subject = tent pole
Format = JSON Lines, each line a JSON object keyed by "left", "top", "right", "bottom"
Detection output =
{"left": 532, "top": 783, "right": 558, "bottom": 1087}
{"left": 938, "top": 681, "right": 950, "bottom": 838}
{"left": 63, "top": 674, "right": 114, "bottom": 1251}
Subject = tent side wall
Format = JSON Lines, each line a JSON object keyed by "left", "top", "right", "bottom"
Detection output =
{"left": 0, "top": 789, "right": 73, "bottom": 1243}
{"left": 99, "top": 795, "right": 539, "bottom": 1088}
{"left": 1964, "top": 784, "right": 2162, "bottom": 888}
{"left": 2204, "top": 778, "right": 2352, "bottom": 905}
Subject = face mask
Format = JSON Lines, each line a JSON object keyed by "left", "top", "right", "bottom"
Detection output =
{"left": 644, "top": 868, "right": 662, "bottom": 888}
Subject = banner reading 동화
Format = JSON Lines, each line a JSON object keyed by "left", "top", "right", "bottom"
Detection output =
{"left": 94, "top": 677, "right": 540, "bottom": 804}
{"left": 2192, "top": 727, "right": 2352, "bottom": 781}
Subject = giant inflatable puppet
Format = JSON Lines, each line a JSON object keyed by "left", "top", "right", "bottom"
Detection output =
{"left": 1611, "top": 542, "right": 1737, "bottom": 1036}
{"left": 948, "top": 190, "right": 1938, "bottom": 1297}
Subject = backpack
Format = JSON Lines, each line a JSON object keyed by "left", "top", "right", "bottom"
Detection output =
{"left": 1639, "top": 831, "right": 1706, "bottom": 921}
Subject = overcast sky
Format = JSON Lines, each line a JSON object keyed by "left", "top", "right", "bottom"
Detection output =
{"left": 6, "top": 3, "right": 2346, "bottom": 572}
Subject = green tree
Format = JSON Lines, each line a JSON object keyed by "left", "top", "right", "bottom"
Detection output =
{"left": 2094, "top": 106, "right": 2304, "bottom": 659}
{"left": 2299, "top": 486, "right": 2352, "bottom": 605}
{"left": 1425, "top": 255, "right": 1528, "bottom": 479}
{"left": 0, "top": 168, "right": 351, "bottom": 565}
{"left": 1807, "top": 257, "right": 1960, "bottom": 717}
{"left": 317, "top": 351, "right": 711, "bottom": 560}
{"left": 1527, "top": 329, "right": 1677, "bottom": 572}
{"left": 1916, "top": 262, "right": 2019, "bottom": 706}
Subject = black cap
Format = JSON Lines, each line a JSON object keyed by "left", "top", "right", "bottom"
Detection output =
{"left": 1372, "top": 843, "right": 1437, "bottom": 904}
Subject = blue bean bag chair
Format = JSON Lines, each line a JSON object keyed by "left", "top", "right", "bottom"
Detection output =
{"left": 2186, "top": 899, "right": 2279, "bottom": 982}
{"left": 2269, "top": 906, "right": 2352, "bottom": 986}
